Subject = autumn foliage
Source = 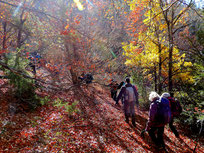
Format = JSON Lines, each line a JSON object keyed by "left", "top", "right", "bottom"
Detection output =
{"left": 0, "top": 0, "right": 203, "bottom": 152}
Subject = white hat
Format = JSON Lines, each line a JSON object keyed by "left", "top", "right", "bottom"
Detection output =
{"left": 161, "top": 92, "right": 170, "bottom": 98}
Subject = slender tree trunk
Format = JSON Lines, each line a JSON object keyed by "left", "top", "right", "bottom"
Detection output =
{"left": 2, "top": 21, "right": 7, "bottom": 64}
{"left": 168, "top": 27, "right": 173, "bottom": 96}
{"left": 2, "top": 21, "right": 7, "bottom": 51}
{"left": 61, "top": 0, "right": 79, "bottom": 85}
{"left": 158, "top": 44, "right": 162, "bottom": 94}
{"left": 154, "top": 66, "right": 158, "bottom": 92}
{"left": 15, "top": 10, "right": 26, "bottom": 67}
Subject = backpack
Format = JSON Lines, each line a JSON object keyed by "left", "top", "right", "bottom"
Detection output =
{"left": 154, "top": 98, "right": 171, "bottom": 125}
{"left": 85, "top": 74, "right": 93, "bottom": 84}
{"left": 125, "top": 85, "right": 136, "bottom": 102}
{"left": 168, "top": 97, "right": 182, "bottom": 117}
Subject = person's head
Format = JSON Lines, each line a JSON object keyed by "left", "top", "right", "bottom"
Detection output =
{"left": 149, "top": 91, "right": 160, "bottom": 101}
{"left": 120, "top": 81, "right": 125, "bottom": 85}
{"left": 161, "top": 92, "right": 170, "bottom": 98}
{"left": 125, "top": 77, "right": 130, "bottom": 84}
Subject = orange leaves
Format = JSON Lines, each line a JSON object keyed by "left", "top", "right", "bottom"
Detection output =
{"left": 65, "top": 24, "right": 69, "bottom": 30}
{"left": 90, "top": 64, "right": 95, "bottom": 69}
{"left": 75, "top": 20, "right": 80, "bottom": 24}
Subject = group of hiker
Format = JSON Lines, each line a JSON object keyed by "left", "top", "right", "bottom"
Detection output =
{"left": 109, "top": 77, "right": 182, "bottom": 150}
{"left": 26, "top": 51, "right": 182, "bottom": 150}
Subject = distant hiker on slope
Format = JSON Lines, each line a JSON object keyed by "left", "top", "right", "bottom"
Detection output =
{"left": 116, "top": 77, "right": 139, "bottom": 127}
{"left": 145, "top": 91, "right": 171, "bottom": 150}
{"left": 161, "top": 92, "right": 182, "bottom": 138}
{"left": 118, "top": 81, "right": 125, "bottom": 90}
{"left": 109, "top": 79, "right": 119, "bottom": 101}
{"left": 78, "top": 73, "right": 93, "bottom": 84}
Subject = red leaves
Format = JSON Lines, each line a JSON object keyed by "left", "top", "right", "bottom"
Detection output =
{"left": 0, "top": 86, "right": 204, "bottom": 152}
{"left": 0, "top": 50, "right": 6, "bottom": 54}
{"left": 60, "top": 30, "right": 69, "bottom": 35}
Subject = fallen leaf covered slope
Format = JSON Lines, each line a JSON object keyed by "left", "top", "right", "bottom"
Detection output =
{"left": 0, "top": 84, "right": 203, "bottom": 152}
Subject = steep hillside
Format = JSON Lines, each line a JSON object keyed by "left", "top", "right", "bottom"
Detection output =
{"left": 0, "top": 84, "right": 203, "bottom": 152}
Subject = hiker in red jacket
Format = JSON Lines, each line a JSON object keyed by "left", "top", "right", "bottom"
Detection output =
{"left": 116, "top": 77, "right": 139, "bottom": 127}
{"left": 161, "top": 92, "right": 182, "bottom": 138}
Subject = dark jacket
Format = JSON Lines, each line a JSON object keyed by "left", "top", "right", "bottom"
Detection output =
{"left": 109, "top": 81, "right": 119, "bottom": 91}
{"left": 116, "top": 83, "right": 139, "bottom": 105}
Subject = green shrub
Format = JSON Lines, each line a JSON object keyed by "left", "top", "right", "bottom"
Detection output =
{"left": 131, "top": 70, "right": 150, "bottom": 110}
{"left": 40, "top": 96, "right": 51, "bottom": 106}
{"left": 5, "top": 51, "right": 40, "bottom": 110}
{"left": 54, "top": 98, "right": 79, "bottom": 115}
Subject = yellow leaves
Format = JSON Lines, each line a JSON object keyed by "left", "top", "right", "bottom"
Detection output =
{"left": 127, "top": 0, "right": 136, "bottom": 10}
{"left": 173, "top": 71, "right": 194, "bottom": 84}
{"left": 184, "top": 62, "right": 193, "bottom": 67}
{"left": 122, "top": 40, "right": 159, "bottom": 68}
{"left": 143, "top": 18, "right": 150, "bottom": 24}
{"left": 73, "top": 0, "right": 84, "bottom": 11}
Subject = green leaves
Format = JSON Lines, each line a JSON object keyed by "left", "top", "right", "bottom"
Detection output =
{"left": 54, "top": 98, "right": 79, "bottom": 114}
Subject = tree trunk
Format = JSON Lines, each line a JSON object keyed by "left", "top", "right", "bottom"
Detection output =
{"left": 15, "top": 10, "right": 26, "bottom": 67}
{"left": 158, "top": 44, "right": 162, "bottom": 94}
{"left": 168, "top": 27, "right": 173, "bottom": 96}
{"left": 1, "top": 21, "right": 7, "bottom": 64}
{"left": 2, "top": 21, "right": 7, "bottom": 51}
{"left": 154, "top": 66, "right": 158, "bottom": 92}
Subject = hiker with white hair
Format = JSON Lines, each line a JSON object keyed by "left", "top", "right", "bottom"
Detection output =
{"left": 145, "top": 91, "right": 171, "bottom": 150}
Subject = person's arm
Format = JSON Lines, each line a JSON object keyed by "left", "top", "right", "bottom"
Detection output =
{"left": 145, "top": 102, "right": 157, "bottom": 131}
{"left": 133, "top": 86, "right": 139, "bottom": 105}
{"left": 116, "top": 87, "right": 125, "bottom": 104}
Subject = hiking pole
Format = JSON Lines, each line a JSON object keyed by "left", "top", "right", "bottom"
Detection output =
{"left": 140, "top": 129, "right": 147, "bottom": 138}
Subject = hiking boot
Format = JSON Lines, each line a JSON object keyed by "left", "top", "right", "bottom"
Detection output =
{"left": 125, "top": 116, "right": 129, "bottom": 123}
{"left": 132, "top": 116, "right": 136, "bottom": 127}
{"left": 132, "top": 122, "right": 136, "bottom": 127}
{"left": 175, "top": 133, "right": 180, "bottom": 138}
{"left": 157, "top": 144, "right": 166, "bottom": 151}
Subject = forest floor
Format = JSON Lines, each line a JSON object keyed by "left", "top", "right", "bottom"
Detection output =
{"left": 0, "top": 83, "right": 203, "bottom": 153}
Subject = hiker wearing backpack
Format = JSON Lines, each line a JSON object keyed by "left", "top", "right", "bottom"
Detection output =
{"left": 161, "top": 93, "right": 182, "bottom": 138}
{"left": 109, "top": 79, "right": 119, "bottom": 101}
{"left": 115, "top": 77, "right": 139, "bottom": 127}
{"left": 78, "top": 73, "right": 93, "bottom": 84}
{"left": 145, "top": 91, "right": 171, "bottom": 150}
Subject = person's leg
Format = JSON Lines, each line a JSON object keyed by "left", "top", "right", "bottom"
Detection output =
{"left": 125, "top": 113, "right": 129, "bottom": 123}
{"left": 111, "top": 90, "right": 114, "bottom": 99}
{"left": 169, "top": 117, "right": 179, "bottom": 137}
{"left": 130, "top": 102, "right": 136, "bottom": 127}
{"left": 157, "top": 126, "right": 165, "bottom": 148}
{"left": 148, "top": 127, "right": 158, "bottom": 146}
{"left": 124, "top": 102, "right": 130, "bottom": 123}
{"left": 113, "top": 90, "right": 117, "bottom": 101}
{"left": 132, "top": 115, "right": 136, "bottom": 127}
